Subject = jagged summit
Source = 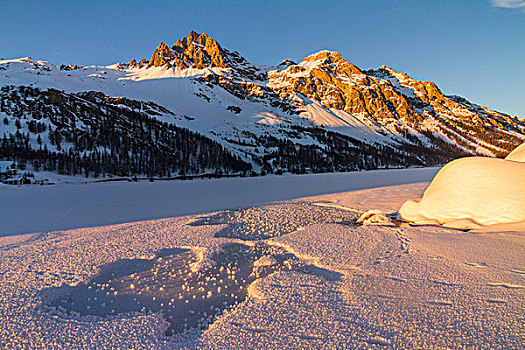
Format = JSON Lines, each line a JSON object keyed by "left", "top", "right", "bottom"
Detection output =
{"left": 278, "top": 58, "right": 296, "bottom": 68}
{"left": 302, "top": 50, "right": 343, "bottom": 62}
{"left": 149, "top": 42, "right": 175, "bottom": 67}
{"left": 146, "top": 31, "right": 250, "bottom": 71}
{"left": 300, "top": 50, "right": 363, "bottom": 74}
{"left": 149, "top": 31, "right": 226, "bottom": 69}
{"left": 140, "top": 30, "right": 265, "bottom": 80}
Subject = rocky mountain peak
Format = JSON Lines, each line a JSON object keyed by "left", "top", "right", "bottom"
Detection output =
{"left": 170, "top": 30, "right": 227, "bottom": 69}
{"left": 144, "top": 30, "right": 263, "bottom": 80}
{"left": 149, "top": 42, "right": 175, "bottom": 67}
{"left": 378, "top": 65, "right": 399, "bottom": 73}
{"left": 303, "top": 50, "right": 342, "bottom": 62}
{"left": 301, "top": 50, "right": 363, "bottom": 76}
{"left": 278, "top": 58, "right": 297, "bottom": 68}
{"left": 268, "top": 50, "right": 460, "bottom": 123}
{"left": 146, "top": 30, "right": 235, "bottom": 70}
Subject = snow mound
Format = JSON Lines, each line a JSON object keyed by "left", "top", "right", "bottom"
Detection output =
{"left": 399, "top": 144, "right": 525, "bottom": 230}
{"left": 506, "top": 142, "right": 525, "bottom": 162}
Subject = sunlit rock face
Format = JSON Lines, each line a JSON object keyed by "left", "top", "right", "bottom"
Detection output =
{"left": 149, "top": 42, "right": 176, "bottom": 68}
{"left": 399, "top": 143, "right": 525, "bottom": 230}
{"left": 148, "top": 30, "right": 255, "bottom": 73}
{"left": 268, "top": 50, "right": 523, "bottom": 151}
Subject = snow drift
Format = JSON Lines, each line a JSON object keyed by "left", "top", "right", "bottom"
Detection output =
{"left": 506, "top": 142, "right": 525, "bottom": 162}
{"left": 399, "top": 143, "right": 525, "bottom": 230}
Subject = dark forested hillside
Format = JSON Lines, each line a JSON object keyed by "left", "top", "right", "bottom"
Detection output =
{"left": 0, "top": 85, "right": 252, "bottom": 178}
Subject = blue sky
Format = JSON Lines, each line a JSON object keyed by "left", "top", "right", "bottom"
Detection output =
{"left": 1, "top": 0, "right": 524, "bottom": 116}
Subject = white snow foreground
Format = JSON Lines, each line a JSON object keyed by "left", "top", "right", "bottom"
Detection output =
{"left": 399, "top": 143, "right": 525, "bottom": 230}
{"left": 1, "top": 182, "right": 523, "bottom": 349}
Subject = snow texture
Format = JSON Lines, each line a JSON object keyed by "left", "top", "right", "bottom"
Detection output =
{"left": 1, "top": 181, "right": 523, "bottom": 349}
{"left": 399, "top": 143, "right": 525, "bottom": 230}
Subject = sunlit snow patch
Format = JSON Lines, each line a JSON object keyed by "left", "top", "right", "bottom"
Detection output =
{"left": 42, "top": 243, "right": 339, "bottom": 336}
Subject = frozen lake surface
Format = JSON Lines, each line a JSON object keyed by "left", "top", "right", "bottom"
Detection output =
{"left": 0, "top": 168, "right": 438, "bottom": 236}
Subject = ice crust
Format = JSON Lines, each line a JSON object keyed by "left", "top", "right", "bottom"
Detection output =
{"left": 44, "top": 243, "right": 320, "bottom": 336}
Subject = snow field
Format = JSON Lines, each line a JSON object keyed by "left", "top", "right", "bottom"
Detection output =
{"left": 1, "top": 182, "right": 523, "bottom": 348}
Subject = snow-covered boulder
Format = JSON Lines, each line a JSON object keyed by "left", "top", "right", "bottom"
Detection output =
{"left": 399, "top": 144, "right": 525, "bottom": 230}
{"left": 357, "top": 210, "right": 394, "bottom": 226}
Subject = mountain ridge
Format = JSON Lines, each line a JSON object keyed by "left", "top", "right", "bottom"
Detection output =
{"left": 0, "top": 30, "right": 523, "bottom": 179}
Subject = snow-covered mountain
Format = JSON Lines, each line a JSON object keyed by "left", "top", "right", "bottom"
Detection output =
{"left": 1, "top": 30, "right": 524, "bottom": 178}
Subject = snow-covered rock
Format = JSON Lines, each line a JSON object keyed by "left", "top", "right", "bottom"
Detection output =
{"left": 399, "top": 143, "right": 525, "bottom": 230}
{"left": 356, "top": 210, "right": 394, "bottom": 226}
